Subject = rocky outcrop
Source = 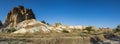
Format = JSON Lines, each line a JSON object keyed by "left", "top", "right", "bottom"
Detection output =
{"left": 0, "top": 20, "right": 2, "bottom": 28}
{"left": 13, "top": 19, "right": 50, "bottom": 33}
{"left": 3, "top": 5, "right": 36, "bottom": 27}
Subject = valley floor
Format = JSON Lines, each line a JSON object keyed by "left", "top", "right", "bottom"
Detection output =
{"left": 0, "top": 33, "right": 120, "bottom": 44}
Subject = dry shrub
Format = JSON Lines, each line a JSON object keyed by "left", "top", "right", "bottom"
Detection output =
{"left": 32, "top": 37, "right": 89, "bottom": 44}
{"left": 97, "top": 34, "right": 106, "bottom": 41}
{"left": 0, "top": 32, "right": 92, "bottom": 44}
{"left": 83, "top": 37, "right": 91, "bottom": 44}
{"left": 114, "top": 32, "right": 120, "bottom": 36}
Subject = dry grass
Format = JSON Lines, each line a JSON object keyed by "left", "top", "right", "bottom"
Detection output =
{"left": 114, "top": 32, "right": 120, "bottom": 36}
{"left": 0, "top": 29, "right": 117, "bottom": 44}
{"left": 0, "top": 32, "right": 93, "bottom": 44}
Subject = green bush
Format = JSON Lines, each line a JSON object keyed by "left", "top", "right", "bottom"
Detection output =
{"left": 115, "top": 25, "right": 120, "bottom": 32}
{"left": 84, "top": 27, "right": 94, "bottom": 32}
{"left": 41, "top": 20, "right": 46, "bottom": 24}
{"left": 62, "top": 29, "right": 69, "bottom": 33}
{"left": 6, "top": 28, "right": 17, "bottom": 33}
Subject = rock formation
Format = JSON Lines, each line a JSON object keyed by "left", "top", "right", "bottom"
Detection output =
{"left": 2, "top": 6, "right": 91, "bottom": 33}
{"left": 0, "top": 20, "right": 2, "bottom": 28}
{"left": 3, "top": 5, "right": 36, "bottom": 27}
{"left": 13, "top": 19, "right": 50, "bottom": 33}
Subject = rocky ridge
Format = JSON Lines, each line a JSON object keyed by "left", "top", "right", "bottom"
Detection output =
{"left": 13, "top": 19, "right": 50, "bottom": 33}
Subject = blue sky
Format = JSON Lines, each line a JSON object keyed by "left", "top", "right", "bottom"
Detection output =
{"left": 0, "top": 0, "right": 120, "bottom": 28}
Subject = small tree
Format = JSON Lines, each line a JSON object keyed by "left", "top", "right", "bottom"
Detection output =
{"left": 41, "top": 20, "right": 46, "bottom": 24}
{"left": 84, "top": 27, "right": 94, "bottom": 32}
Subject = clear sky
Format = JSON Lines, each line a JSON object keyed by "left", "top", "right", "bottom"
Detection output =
{"left": 0, "top": 0, "right": 120, "bottom": 28}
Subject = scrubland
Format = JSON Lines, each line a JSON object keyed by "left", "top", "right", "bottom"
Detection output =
{"left": 0, "top": 29, "right": 120, "bottom": 44}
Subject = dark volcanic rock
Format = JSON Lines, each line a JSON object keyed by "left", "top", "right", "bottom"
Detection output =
{"left": 3, "top": 5, "right": 36, "bottom": 27}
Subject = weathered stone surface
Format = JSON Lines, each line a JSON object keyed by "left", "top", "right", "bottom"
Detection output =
{"left": 3, "top": 5, "right": 36, "bottom": 27}
{"left": 0, "top": 20, "right": 2, "bottom": 27}
{"left": 13, "top": 19, "right": 50, "bottom": 33}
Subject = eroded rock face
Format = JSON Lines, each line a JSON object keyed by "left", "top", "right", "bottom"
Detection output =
{"left": 13, "top": 19, "right": 50, "bottom": 33}
{"left": 0, "top": 20, "right": 2, "bottom": 28}
{"left": 3, "top": 6, "right": 36, "bottom": 27}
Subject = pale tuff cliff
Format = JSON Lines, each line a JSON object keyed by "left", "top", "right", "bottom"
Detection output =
{"left": 13, "top": 19, "right": 88, "bottom": 33}
{"left": 3, "top": 6, "right": 36, "bottom": 27}
{"left": 13, "top": 19, "right": 50, "bottom": 33}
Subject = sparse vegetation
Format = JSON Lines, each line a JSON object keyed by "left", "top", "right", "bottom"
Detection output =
{"left": 62, "top": 29, "right": 69, "bottom": 33}
{"left": 0, "top": 27, "right": 120, "bottom": 44}
{"left": 84, "top": 27, "right": 94, "bottom": 32}
{"left": 115, "top": 25, "right": 120, "bottom": 32}
{"left": 41, "top": 20, "right": 46, "bottom": 24}
{"left": 6, "top": 27, "right": 17, "bottom": 33}
{"left": 0, "top": 32, "right": 91, "bottom": 44}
